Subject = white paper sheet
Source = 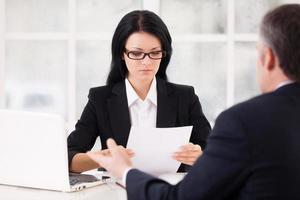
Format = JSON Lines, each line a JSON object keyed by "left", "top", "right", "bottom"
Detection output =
{"left": 126, "top": 126, "right": 193, "bottom": 175}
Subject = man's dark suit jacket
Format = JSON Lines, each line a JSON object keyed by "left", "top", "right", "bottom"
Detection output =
{"left": 126, "top": 82, "right": 300, "bottom": 200}
{"left": 67, "top": 78, "right": 211, "bottom": 171}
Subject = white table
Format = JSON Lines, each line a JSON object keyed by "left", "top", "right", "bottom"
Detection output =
{"left": 0, "top": 173, "right": 185, "bottom": 200}
{"left": 0, "top": 183, "right": 127, "bottom": 200}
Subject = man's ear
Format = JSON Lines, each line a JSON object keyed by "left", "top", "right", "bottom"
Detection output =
{"left": 264, "top": 47, "right": 276, "bottom": 71}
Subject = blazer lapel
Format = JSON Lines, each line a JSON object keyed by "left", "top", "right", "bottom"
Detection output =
{"left": 107, "top": 82, "right": 131, "bottom": 147}
{"left": 156, "top": 78, "right": 177, "bottom": 127}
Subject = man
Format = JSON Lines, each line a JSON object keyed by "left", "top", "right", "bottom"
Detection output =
{"left": 88, "top": 4, "right": 300, "bottom": 199}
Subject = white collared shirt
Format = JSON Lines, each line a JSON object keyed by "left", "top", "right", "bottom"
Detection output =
{"left": 275, "top": 79, "right": 295, "bottom": 90}
{"left": 121, "top": 78, "right": 157, "bottom": 187}
{"left": 125, "top": 77, "right": 157, "bottom": 128}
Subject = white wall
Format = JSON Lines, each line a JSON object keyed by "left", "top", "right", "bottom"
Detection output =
{"left": 1, "top": 0, "right": 299, "bottom": 132}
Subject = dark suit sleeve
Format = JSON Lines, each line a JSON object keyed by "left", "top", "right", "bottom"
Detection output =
{"left": 126, "top": 109, "right": 252, "bottom": 200}
{"left": 67, "top": 89, "right": 99, "bottom": 167}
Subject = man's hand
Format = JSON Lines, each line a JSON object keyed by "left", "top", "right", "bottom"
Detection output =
{"left": 91, "top": 147, "right": 134, "bottom": 157}
{"left": 87, "top": 138, "right": 133, "bottom": 179}
{"left": 172, "top": 143, "right": 202, "bottom": 166}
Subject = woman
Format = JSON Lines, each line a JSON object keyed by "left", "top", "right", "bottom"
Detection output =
{"left": 68, "top": 10, "right": 211, "bottom": 173}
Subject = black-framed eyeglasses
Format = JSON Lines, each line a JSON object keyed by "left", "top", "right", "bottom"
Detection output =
{"left": 124, "top": 49, "right": 167, "bottom": 60}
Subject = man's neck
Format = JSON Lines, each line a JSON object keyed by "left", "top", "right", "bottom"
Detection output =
{"left": 265, "top": 66, "right": 293, "bottom": 92}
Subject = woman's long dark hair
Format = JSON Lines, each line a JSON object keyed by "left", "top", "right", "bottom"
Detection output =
{"left": 106, "top": 10, "right": 172, "bottom": 86}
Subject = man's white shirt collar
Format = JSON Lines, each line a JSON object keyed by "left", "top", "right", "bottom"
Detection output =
{"left": 275, "top": 79, "right": 295, "bottom": 90}
{"left": 125, "top": 77, "right": 157, "bottom": 107}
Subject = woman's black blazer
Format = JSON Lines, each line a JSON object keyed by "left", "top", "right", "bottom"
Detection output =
{"left": 67, "top": 78, "right": 211, "bottom": 171}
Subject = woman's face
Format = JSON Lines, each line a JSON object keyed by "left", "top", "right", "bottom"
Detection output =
{"left": 123, "top": 31, "right": 163, "bottom": 83}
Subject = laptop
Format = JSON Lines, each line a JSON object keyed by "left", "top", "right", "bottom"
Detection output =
{"left": 0, "top": 110, "right": 105, "bottom": 192}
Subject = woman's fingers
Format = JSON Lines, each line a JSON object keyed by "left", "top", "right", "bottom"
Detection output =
{"left": 173, "top": 157, "right": 195, "bottom": 166}
{"left": 179, "top": 143, "right": 202, "bottom": 152}
{"left": 173, "top": 151, "right": 200, "bottom": 158}
{"left": 173, "top": 143, "right": 203, "bottom": 165}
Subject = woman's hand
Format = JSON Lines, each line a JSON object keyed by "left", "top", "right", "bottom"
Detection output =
{"left": 172, "top": 143, "right": 203, "bottom": 166}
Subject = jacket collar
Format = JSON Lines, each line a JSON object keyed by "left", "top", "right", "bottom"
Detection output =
{"left": 107, "top": 81, "right": 131, "bottom": 146}
{"left": 156, "top": 78, "right": 177, "bottom": 127}
{"left": 107, "top": 78, "right": 178, "bottom": 146}
{"left": 125, "top": 77, "right": 157, "bottom": 107}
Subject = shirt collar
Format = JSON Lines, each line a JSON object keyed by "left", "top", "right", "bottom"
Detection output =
{"left": 125, "top": 77, "right": 157, "bottom": 107}
{"left": 147, "top": 77, "right": 157, "bottom": 106}
{"left": 275, "top": 79, "right": 296, "bottom": 90}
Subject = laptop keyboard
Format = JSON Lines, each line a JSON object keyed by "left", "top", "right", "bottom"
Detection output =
{"left": 69, "top": 173, "right": 100, "bottom": 186}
